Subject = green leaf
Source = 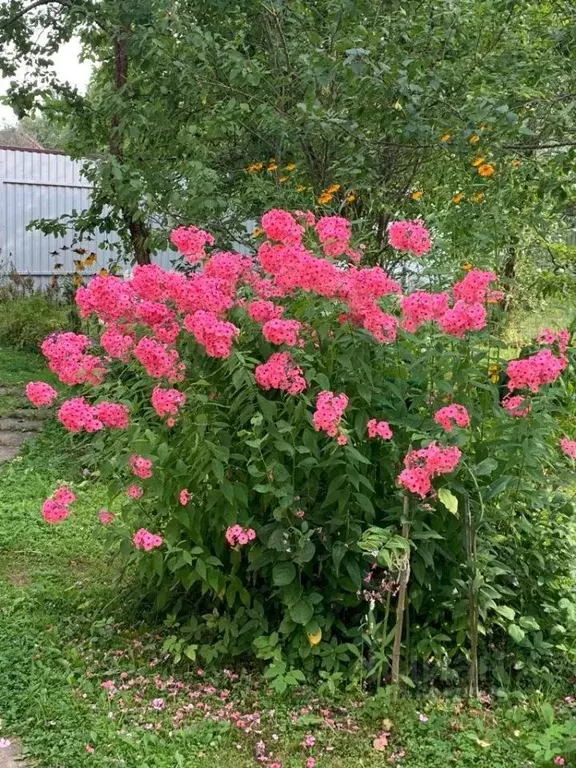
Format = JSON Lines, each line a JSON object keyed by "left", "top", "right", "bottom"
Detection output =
{"left": 494, "top": 605, "right": 515, "bottom": 621}
{"left": 438, "top": 488, "right": 458, "bottom": 515}
{"left": 474, "top": 458, "right": 498, "bottom": 476}
{"left": 507, "top": 623, "right": 525, "bottom": 643}
{"left": 519, "top": 615, "right": 540, "bottom": 631}
{"left": 289, "top": 600, "right": 314, "bottom": 625}
{"left": 273, "top": 561, "right": 296, "bottom": 586}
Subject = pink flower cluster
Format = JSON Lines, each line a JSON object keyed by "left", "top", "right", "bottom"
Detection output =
{"left": 254, "top": 352, "right": 307, "bottom": 394}
{"left": 247, "top": 300, "right": 284, "bottom": 324}
{"left": 100, "top": 326, "right": 134, "bottom": 361}
{"left": 130, "top": 455, "right": 153, "bottom": 479}
{"left": 42, "top": 486, "right": 76, "bottom": 524}
{"left": 151, "top": 386, "right": 186, "bottom": 419}
{"left": 25, "top": 381, "right": 58, "bottom": 407}
{"left": 58, "top": 397, "right": 129, "bottom": 432}
{"left": 399, "top": 442, "right": 462, "bottom": 498}
{"left": 183, "top": 311, "right": 239, "bottom": 358}
{"left": 438, "top": 300, "right": 487, "bottom": 338}
{"left": 367, "top": 419, "right": 393, "bottom": 440}
{"left": 179, "top": 489, "right": 191, "bottom": 505}
{"left": 41, "top": 332, "right": 105, "bottom": 386}
{"left": 133, "top": 528, "right": 163, "bottom": 551}
{"left": 262, "top": 319, "right": 302, "bottom": 346}
{"left": 127, "top": 484, "right": 143, "bottom": 499}
{"left": 560, "top": 438, "right": 576, "bottom": 459}
{"left": 313, "top": 391, "right": 349, "bottom": 439}
{"left": 225, "top": 525, "right": 256, "bottom": 547}
{"left": 401, "top": 292, "right": 450, "bottom": 333}
{"left": 134, "top": 337, "right": 184, "bottom": 380}
{"left": 453, "top": 270, "right": 498, "bottom": 304}
{"left": 507, "top": 349, "right": 566, "bottom": 393}
{"left": 537, "top": 327, "right": 570, "bottom": 354}
{"left": 315, "top": 216, "right": 352, "bottom": 258}
{"left": 388, "top": 220, "right": 431, "bottom": 256}
{"left": 261, "top": 209, "right": 304, "bottom": 245}
{"left": 98, "top": 509, "right": 115, "bottom": 525}
{"left": 502, "top": 394, "right": 531, "bottom": 418}
{"left": 170, "top": 225, "right": 215, "bottom": 263}
{"left": 434, "top": 404, "right": 470, "bottom": 432}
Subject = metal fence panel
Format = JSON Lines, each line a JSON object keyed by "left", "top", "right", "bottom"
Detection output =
{"left": 0, "top": 146, "right": 175, "bottom": 289}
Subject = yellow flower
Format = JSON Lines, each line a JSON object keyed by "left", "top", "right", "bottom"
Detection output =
{"left": 284, "top": 163, "right": 296, "bottom": 172}
{"left": 327, "top": 183, "right": 341, "bottom": 194}
{"left": 74, "top": 259, "right": 85, "bottom": 271}
{"left": 411, "top": 190, "right": 424, "bottom": 200}
{"left": 463, "top": 261, "right": 473, "bottom": 271}
{"left": 441, "top": 132, "right": 452, "bottom": 142}
{"left": 478, "top": 163, "right": 494, "bottom": 178}
{"left": 296, "top": 184, "right": 306, "bottom": 193}
{"left": 512, "top": 159, "right": 521, "bottom": 167}
{"left": 468, "top": 133, "right": 480, "bottom": 145}
{"left": 471, "top": 156, "right": 485, "bottom": 167}
{"left": 318, "top": 192, "right": 333, "bottom": 205}
{"left": 480, "top": 123, "right": 491, "bottom": 131}
{"left": 307, "top": 629, "right": 322, "bottom": 646}
{"left": 73, "top": 275, "right": 84, "bottom": 287}
{"left": 84, "top": 252, "right": 97, "bottom": 266}
{"left": 346, "top": 193, "right": 357, "bottom": 203}
{"left": 471, "top": 191, "right": 485, "bottom": 202}
{"left": 267, "top": 162, "right": 278, "bottom": 172}
{"left": 279, "top": 175, "right": 288, "bottom": 183}
{"left": 99, "top": 268, "right": 109, "bottom": 277}
{"left": 247, "top": 162, "right": 263, "bottom": 173}
{"left": 489, "top": 364, "right": 500, "bottom": 383}
{"left": 252, "top": 227, "right": 264, "bottom": 238}
{"left": 452, "top": 192, "right": 464, "bottom": 204}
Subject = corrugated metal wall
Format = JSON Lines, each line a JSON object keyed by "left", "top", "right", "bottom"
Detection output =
{"left": 0, "top": 147, "right": 175, "bottom": 289}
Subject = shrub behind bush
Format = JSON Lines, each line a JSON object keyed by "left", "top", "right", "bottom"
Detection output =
{"left": 0, "top": 296, "right": 68, "bottom": 351}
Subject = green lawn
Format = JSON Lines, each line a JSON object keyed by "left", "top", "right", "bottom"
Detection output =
{"left": 0, "top": 346, "right": 572, "bottom": 767}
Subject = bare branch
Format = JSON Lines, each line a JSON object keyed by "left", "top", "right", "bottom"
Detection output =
{"left": 0, "top": 0, "right": 69, "bottom": 31}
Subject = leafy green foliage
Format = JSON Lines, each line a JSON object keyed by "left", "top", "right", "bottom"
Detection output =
{"left": 0, "top": 296, "right": 69, "bottom": 351}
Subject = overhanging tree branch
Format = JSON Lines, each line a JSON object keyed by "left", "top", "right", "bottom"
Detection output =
{"left": 0, "top": 0, "right": 70, "bottom": 31}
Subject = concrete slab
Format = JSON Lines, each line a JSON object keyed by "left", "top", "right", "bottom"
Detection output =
{"left": 0, "top": 740, "right": 28, "bottom": 767}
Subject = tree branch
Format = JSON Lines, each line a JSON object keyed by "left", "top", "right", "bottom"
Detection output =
{"left": 0, "top": 0, "right": 69, "bottom": 31}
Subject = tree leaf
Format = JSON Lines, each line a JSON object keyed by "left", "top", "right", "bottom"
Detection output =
{"left": 438, "top": 488, "right": 458, "bottom": 515}
{"left": 273, "top": 561, "right": 296, "bottom": 586}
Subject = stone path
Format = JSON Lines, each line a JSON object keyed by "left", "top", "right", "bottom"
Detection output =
{"left": 0, "top": 385, "right": 46, "bottom": 464}
{"left": 0, "top": 741, "right": 28, "bottom": 767}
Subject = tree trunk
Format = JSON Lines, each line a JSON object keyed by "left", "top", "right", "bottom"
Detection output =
{"left": 110, "top": 27, "right": 151, "bottom": 265}
{"left": 391, "top": 494, "right": 411, "bottom": 685}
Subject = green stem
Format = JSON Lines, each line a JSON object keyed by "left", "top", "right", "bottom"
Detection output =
{"left": 391, "top": 494, "right": 411, "bottom": 686}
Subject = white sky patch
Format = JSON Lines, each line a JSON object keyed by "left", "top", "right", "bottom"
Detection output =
{"left": 0, "top": 38, "right": 93, "bottom": 124}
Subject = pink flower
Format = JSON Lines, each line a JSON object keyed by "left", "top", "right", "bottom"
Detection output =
{"left": 507, "top": 349, "right": 566, "bottom": 393}
{"left": 101, "top": 680, "right": 115, "bottom": 691}
{"left": 129, "top": 455, "right": 153, "bottom": 479}
{"left": 0, "top": 739, "right": 11, "bottom": 749}
{"left": 388, "top": 219, "right": 431, "bottom": 256}
{"left": 399, "top": 443, "right": 462, "bottom": 498}
{"left": 126, "top": 484, "right": 143, "bottom": 499}
{"left": 262, "top": 318, "right": 302, "bottom": 347}
{"left": 401, "top": 291, "right": 450, "bottom": 332}
{"left": 133, "top": 528, "right": 163, "bottom": 551}
{"left": 53, "top": 486, "right": 76, "bottom": 506}
{"left": 560, "top": 438, "right": 576, "bottom": 459}
{"left": 95, "top": 402, "right": 130, "bottom": 429}
{"left": 434, "top": 404, "right": 470, "bottom": 433}
{"left": 315, "top": 215, "right": 352, "bottom": 257}
{"left": 179, "top": 489, "right": 191, "bottom": 505}
{"left": 151, "top": 386, "right": 186, "bottom": 419}
{"left": 438, "top": 301, "right": 487, "bottom": 338}
{"left": 303, "top": 734, "right": 316, "bottom": 748}
{"left": 151, "top": 697, "right": 165, "bottom": 710}
{"left": 248, "top": 299, "right": 284, "bottom": 324}
{"left": 183, "top": 311, "right": 239, "bottom": 359}
{"left": 337, "top": 434, "right": 348, "bottom": 446}
{"left": 261, "top": 209, "right": 303, "bottom": 245}
{"left": 255, "top": 352, "right": 306, "bottom": 394}
{"left": 170, "top": 225, "right": 215, "bottom": 263}
{"left": 306, "top": 759, "right": 316, "bottom": 768}
{"left": 367, "top": 419, "right": 393, "bottom": 440}
{"left": 25, "top": 381, "right": 58, "bottom": 407}
{"left": 58, "top": 397, "right": 103, "bottom": 433}
{"left": 502, "top": 394, "right": 531, "bottom": 418}
{"left": 85, "top": 744, "right": 95, "bottom": 754}
{"left": 419, "top": 712, "right": 428, "bottom": 723}
{"left": 453, "top": 270, "right": 498, "bottom": 304}
{"left": 225, "top": 525, "right": 256, "bottom": 547}
{"left": 42, "top": 331, "right": 106, "bottom": 386}
{"left": 133, "top": 337, "right": 183, "bottom": 381}
{"left": 553, "top": 758, "right": 565, "bottom": 766}
{"left": 313, "top": 391, "right": 349, "bottom": 439}
{"left": 98, "top": 509, "right": 115, "bottom": 525}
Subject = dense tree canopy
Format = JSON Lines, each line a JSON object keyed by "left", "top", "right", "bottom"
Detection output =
{"left": 1, "top": 0, "right": 575, "bottom": 281}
